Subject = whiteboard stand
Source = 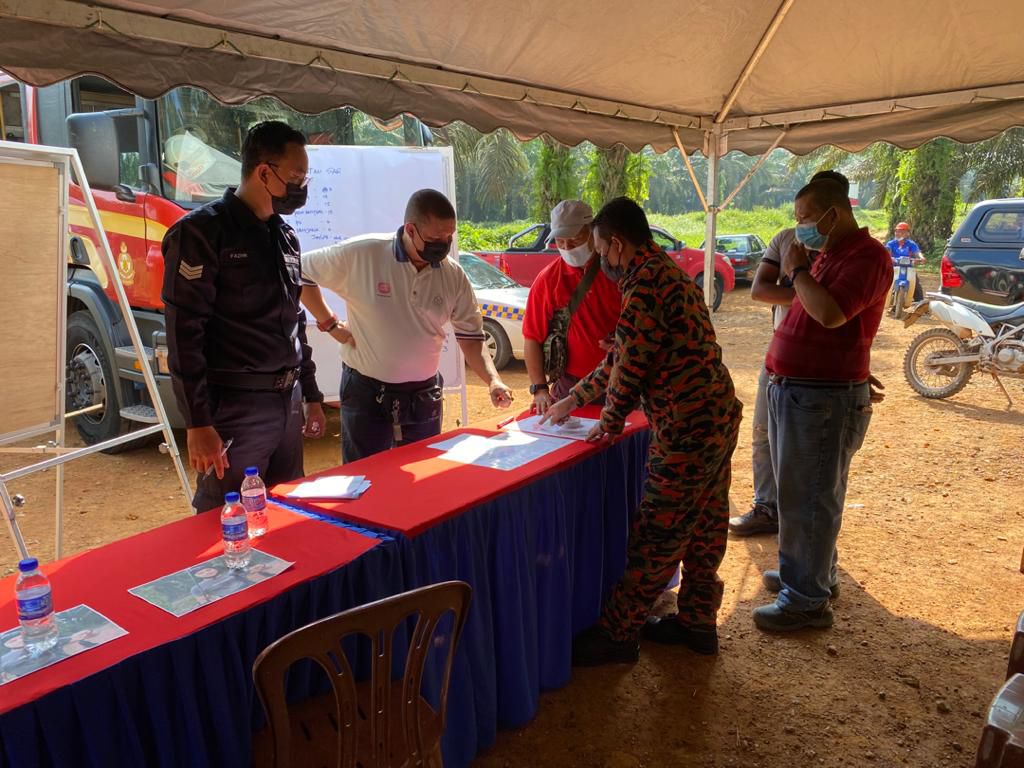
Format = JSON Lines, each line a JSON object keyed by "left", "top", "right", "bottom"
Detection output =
{"left": 0, "top": 141, "right": 192, "bottom": 563}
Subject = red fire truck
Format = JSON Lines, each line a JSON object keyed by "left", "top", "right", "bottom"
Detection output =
{"left": 0, "top": 73, "right": 428, "bottom": 449}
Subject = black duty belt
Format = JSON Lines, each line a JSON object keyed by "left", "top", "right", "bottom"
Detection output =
{"left": 768, "top": 374, "right": 867, "bottom": 390}
{"left": 207, "top": 367, "right": 300, "bottom": 392}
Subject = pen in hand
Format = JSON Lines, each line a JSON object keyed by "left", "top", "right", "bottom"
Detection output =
{"left": 203, "top": 437, "right": 234, "bottom": 478}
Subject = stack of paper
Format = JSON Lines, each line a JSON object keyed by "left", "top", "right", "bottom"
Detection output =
{"left": 503, "top": 414, "right": 631, "bottom": 442}
{"left": 285, "top": 475, "right": 371, "bottom": 500}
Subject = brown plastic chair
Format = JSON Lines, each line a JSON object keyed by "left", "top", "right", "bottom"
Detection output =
{"left": 976, "top": 674, "right": 1024, "bottom": 767}
{"left": 252, "top": 580, "right": 472, "bottom": 768}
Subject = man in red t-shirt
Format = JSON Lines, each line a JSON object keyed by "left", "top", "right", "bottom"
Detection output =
{"left": 522, "top": 200, "right": 622, "bottom": 413}
{"left": 753, "top": 178, "right": 891, "bottom": 633}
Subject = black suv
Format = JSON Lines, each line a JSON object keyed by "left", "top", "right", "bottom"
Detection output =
{"left": 942, "top": 199, "right": 1024, "bottom": 305}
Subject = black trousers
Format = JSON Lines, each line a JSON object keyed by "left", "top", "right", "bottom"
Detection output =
{"left": 340, "top": 365, "right": 443, "bottom": 464}
{"left": 192, "top": 383, "right": 304, "bottom": 513}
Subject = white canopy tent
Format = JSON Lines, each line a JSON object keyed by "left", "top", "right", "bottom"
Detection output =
{"left": 1, "top": 0, "right": 1022, "bottom": 296}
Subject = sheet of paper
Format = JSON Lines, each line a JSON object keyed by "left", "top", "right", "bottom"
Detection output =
{"left": 428, "top": 431, "right": 571, "bottom": 471}
{"left": 504, "top": 415, "right": 632, "bottom": 442}
{"left": 0, "top": 605, "right": 127, "bottom": 685}
{"left": 504, "top": 414, "right": 600, "bottom": 442}
{"left": 285, "top": 475, "right": 370, "bottom": 500}
{"left": 128, "top": 549, "right": 294, "bottom": 618}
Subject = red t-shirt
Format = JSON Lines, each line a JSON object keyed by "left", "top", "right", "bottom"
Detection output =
{"left": 522, "top": 256, "right": 622, "bottom": 379}
{"left": 765, "top": 228, "right": 892, "bottom": 381}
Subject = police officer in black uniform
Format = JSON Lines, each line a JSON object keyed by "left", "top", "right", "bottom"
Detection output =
{"left": 161, "top": 121, "right": 326, "bottom": 513}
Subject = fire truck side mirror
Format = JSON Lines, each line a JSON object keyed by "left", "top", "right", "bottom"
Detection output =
{"left": 67, "top": 112, "right": 121, "bottom": 191}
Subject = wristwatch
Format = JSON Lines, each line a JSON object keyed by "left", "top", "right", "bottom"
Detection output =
{"left": 790, "top": 265, "right": 810, "bottom": 281}
{"left": 529, "top": 383, "right": 549, "bottom": 395}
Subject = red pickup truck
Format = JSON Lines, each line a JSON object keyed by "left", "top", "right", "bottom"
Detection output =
{"left": 475, "top": 223, "right": 736, "bottom": 310}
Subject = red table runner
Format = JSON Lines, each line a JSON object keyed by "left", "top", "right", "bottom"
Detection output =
{"left": 271, "top": 405, "right": 648, "bottom": 537}
{"left": 0, "top": 503, "right": 377, "bottom": 714}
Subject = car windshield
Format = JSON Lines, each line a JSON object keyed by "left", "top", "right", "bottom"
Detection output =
{"left": 156, "top": 87, "right": 415, "bottom": 205}
{"left": 459, "top": 254, "right": 521, "bottom": 290}
{"left": 715, "top": 237, "right": 749, "bottom": 254}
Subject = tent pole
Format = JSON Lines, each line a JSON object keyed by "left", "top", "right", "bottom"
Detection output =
{"left": 672, "top": 128, "right": 708, "bottom": 213}
{"left": 703, "top": 130, "right": 721, "bottom": 311}
{"left": 719, "top": 130, "right": 787, "bottom": 211}
{"left": 716, "top": 0, "right": 796, "bottom": 123}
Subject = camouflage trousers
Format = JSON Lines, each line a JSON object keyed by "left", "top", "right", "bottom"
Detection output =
{"left": 599, "top": 406, "right": 742, "bottom": 641}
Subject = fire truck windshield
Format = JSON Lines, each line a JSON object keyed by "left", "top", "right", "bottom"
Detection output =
{"left": 157, "top": 86, "right": 411, "bottom": 205}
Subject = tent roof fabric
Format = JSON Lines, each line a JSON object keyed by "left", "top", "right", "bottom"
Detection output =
{"left": 0, "top": 0, "right": 1022, "bottom": 155}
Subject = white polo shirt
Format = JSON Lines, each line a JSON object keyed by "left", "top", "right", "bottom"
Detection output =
{"left": 302, "top": 229, "right": 485, "bottom": 384}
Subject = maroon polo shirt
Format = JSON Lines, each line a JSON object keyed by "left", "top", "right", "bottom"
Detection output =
{"left": 765, "top": 227, "right": 892, "bottom": 381}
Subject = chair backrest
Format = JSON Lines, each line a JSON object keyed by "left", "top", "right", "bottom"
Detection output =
{"left": 976, "top": 674, "right": 1024, "bottom": 767}
{"left": 253, "top": 580, "right": 472, "bottom": 768}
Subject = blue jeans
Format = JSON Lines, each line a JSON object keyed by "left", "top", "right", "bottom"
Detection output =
{"left": 767, "top": 380, "right": 872, "bottom": 611}
{"left": 751, "top": 366, "right": 776, "bottom": 511}
{"left": 340, "top": 365, "right": 443, "bottom": 463}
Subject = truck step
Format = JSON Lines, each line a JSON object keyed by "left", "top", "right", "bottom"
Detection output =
{"left": 120, "top": 405, "right": 159, "bottom": 424}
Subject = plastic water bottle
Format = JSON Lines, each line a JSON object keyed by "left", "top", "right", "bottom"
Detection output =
{"left": 221, "top": 492, "right": 251, "bottom": 569}
{"left": 240, "top": 466, "right": 268, "bottom": 538}
{"left": 16, "top": 558, "right": 59, "bottom": 656}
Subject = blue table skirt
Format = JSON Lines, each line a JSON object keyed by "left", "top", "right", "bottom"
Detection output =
{"left": 0, "top": 430, "right": 648, "bottom": 768}
{"left": 0, "top": 541, "right": 405, "bottom": 768}
{"left": 351, "top": 429, "right": 650, "bottom": 767}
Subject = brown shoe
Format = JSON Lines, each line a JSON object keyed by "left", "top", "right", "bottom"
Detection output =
{"left": 728, "top": 504, "right": 778, "bottom": 536}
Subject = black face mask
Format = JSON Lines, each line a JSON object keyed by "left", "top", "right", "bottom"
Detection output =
{"left": 414, "top": 225, "right": 452, "bottom": 265}
{"left": 266, "top": 166, "right": 308, "bottom": 216}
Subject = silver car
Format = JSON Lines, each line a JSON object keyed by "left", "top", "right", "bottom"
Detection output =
{"left": 459, "top": 252, "right": 528, "bottom": 369}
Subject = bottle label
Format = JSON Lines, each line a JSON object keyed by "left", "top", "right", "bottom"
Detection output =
{"left": 222, "top": 518, "right": 248, "bottom": 542}
{"left": 17, "top": 593, "right": 53, "bottom": 621}
{"left": 242, "top": 493, "right": 266, "bottom": 513}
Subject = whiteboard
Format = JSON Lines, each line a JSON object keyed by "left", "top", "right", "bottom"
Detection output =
{"left": 285, "top": 146, "right": 465, "bottom": 407}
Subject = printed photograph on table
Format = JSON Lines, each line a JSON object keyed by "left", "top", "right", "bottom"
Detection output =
{"left": 1, "top": 605, "right": 127, "bottom": 685}
{"left": 128, "top": 550, "right": 294, "bottom": 618}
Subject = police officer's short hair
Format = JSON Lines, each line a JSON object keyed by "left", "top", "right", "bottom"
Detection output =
{"left": 809, "top": 169, "right": 850, "bottom": 195}
{"left": 405, "top": 189, "right": 456, "bottom": 224}
{"left": 796, "top": 179, "right": 852, "bottom": 213}
{"left": 241, "top": 121, "right": 307, "bottom": 178}
{"left": 592, "top": 197, "right": 653, "bottom": 247}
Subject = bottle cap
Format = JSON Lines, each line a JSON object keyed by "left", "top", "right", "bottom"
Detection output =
{"left": 224, "top": 492, "right": 241, "bottom": 503}
{"left": 244, "top": 466, "right": 259, "bottom": 476}
{"left": 18, "top": 558, "right": 38, "bottom": 572}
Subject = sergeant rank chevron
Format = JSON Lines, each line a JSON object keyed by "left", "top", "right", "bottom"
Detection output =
{"left": 178, "top": 261, "right": 203, "bottom": 280}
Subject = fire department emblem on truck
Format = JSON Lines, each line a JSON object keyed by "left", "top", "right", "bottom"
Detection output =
{"left": 117, "top": 241, "right": 135, "bottom": 284}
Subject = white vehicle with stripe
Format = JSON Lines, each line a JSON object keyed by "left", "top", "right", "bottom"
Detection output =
{"left": 459, "top": 252, "right": 528, "bottom": 370}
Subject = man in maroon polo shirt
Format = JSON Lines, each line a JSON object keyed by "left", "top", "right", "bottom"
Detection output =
{"left": 522, "top": 200, "right": 622, "bottom": 413}
{"left": 752, "top": 178, "right": 892, "bottom": 632}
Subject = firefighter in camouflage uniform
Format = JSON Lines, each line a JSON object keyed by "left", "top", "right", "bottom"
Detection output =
{"left": 542, "top": 197, "right": 742, "bottom": 666}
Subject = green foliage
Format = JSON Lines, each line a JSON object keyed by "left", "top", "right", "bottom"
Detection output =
{"left": 531, "top": 139, "right": 578, "bottom": 220}
{"left": 457, "top": 220, "right": 532, "bottom": 251}
{"left": 458, "top": 206, "right": 890, "bottom": 254}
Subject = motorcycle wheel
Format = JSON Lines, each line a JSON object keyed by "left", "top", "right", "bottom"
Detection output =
{"left": 893, "top": 285, "right": 907, "bottom": 320}
{"left": 903, "top": 327, "right": 974, "bottom": 399}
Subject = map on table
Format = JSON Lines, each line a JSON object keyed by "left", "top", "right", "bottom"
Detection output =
{"left": 429, "top": 430, "right": 571, "bottom": 471}
{"left": 128, "top": 549, "right": 293, "bottom": 618}
{"left": 0, "top": 604, "right": 127, "bottom": 685}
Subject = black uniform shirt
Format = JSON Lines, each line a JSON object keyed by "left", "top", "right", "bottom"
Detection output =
{"left": 161, "top": 189, "right": 322, "bottom": 428}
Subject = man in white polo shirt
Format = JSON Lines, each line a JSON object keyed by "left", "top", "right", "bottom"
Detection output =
{"left": 301, "top": 188, "right": 513, "bottom": 462}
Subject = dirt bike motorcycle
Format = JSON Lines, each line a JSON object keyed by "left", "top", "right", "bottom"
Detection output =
{"left": 903, "top": 292, "right": 1024, "bottom": 406}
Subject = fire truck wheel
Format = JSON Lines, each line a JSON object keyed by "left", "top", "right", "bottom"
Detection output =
{"left": 66, "top": 311, "right": 132, "bottom": 452}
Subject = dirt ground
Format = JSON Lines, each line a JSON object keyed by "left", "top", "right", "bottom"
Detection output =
{"left": 2, "top": 274, "right": 1022, "bottom": 767}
